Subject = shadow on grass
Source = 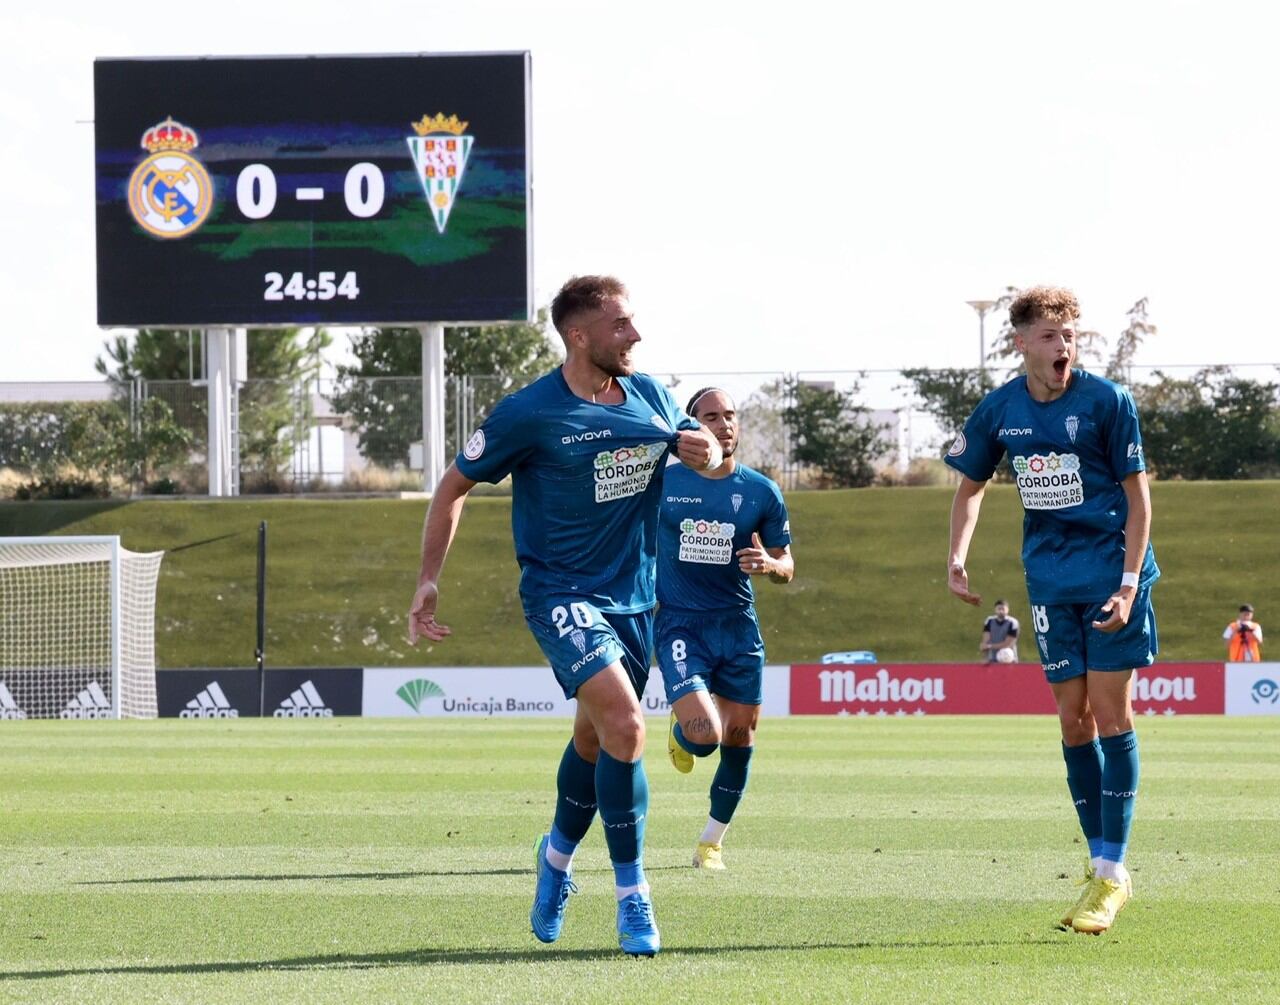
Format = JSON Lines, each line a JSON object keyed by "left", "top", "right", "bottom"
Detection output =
{"left": 0, "top": 937, "right": 1067, "bottom": 981}
{"left": 0, "top": 500, "right": 131, "bottom": 536}
{"left": 78, "top": 863, "right": 693, "bottom": 887}
{"left": 166, "top": 531, "right": 247, "bottom": 553}
{"left": 78, "top": 867, "right": 529, "bottom": 885}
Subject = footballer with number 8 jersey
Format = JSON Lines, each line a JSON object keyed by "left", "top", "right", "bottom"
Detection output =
{"left": 656, "top": 388, "right": 794, "bottom": 872}
{"left": 945, "top": 286, "right": 1159, "bottom": 936}
{"left": 407, "top": 276, "right": 722, "bottom": 957}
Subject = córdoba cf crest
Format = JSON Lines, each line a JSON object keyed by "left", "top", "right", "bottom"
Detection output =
{"left": 406, "top": 113, "right": 474, "bottom": 234}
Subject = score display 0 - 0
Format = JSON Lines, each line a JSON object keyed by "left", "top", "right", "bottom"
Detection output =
{"left": 95, "top": 53, "right": 532, "bottom": 327}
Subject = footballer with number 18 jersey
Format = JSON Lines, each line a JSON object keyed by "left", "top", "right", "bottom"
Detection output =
{"left": 946, "top": 286, "right": 1158, "bottom": 936}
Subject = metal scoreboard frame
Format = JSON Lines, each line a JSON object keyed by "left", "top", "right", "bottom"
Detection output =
{"left": 94, "top": 52, "right": 533, "bottom": 327}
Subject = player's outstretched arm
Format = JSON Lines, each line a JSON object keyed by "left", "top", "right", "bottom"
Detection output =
{"left": 947, "top": 476, "right": 987, "bottom": 606}
{"left": 408, "top": 463, "right": 478, "bottom": 644}
{"left": 1092, "top": 470, "right": 1151, "bottom": 633}
{"left": 675, "top": 428, "right": 722, "bottom": 471}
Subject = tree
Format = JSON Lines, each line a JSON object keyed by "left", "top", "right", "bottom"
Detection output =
{"left": 1136, "top": 368, "right": 1280, "bottom": 479}
{"left": 898, "top": 367, "right": 996, "bottom": 454}
{"left": 328, "top": 311, "right": 561, "bottom": 467}
{"left": 94, "top": 327, "right": 331, "bottom": 481}
{"left": 95, "top": 329, "right": 203, "bottom": 382}
{"left": 1105, "top": 297, "right": 1157, "bottom": 383}
{"left": 734, "top": 378, "right": 791, "bottom": 482}
{"left": 781, "top": 376, "right": 886, "bottom": 488}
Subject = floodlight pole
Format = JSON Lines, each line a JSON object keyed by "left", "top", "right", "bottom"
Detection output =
{"left": 965, "top": 300, "right": 998, "bottom": 373}
{"left": 420, "top": 323, "right": 447, "bottom": 493}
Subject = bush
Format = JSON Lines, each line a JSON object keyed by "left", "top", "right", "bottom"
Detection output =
{"left": 14, "top": 473, "right": 111, "bottom": 500}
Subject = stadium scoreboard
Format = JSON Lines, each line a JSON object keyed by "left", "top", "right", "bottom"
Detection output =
{"left": 94, "top": 53, "right": 532, "bottom": 326}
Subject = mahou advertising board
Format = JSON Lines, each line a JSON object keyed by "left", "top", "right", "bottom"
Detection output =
{"left": 791, "top": 663, "right": 1227, "bottom": 716}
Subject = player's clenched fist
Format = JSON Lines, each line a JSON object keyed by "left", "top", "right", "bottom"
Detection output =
{"left": 407, "top": 580, "right": 451, "bottom": 644}
{"left": 675, "top": 428, "right": 722, "bottom": 470}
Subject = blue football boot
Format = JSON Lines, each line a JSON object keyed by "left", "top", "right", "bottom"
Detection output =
{"left": 616, "top": 891, "right": 660, "bottom": 957}
{"left": 530, "top": 833, "right": 576, "bottom": 943}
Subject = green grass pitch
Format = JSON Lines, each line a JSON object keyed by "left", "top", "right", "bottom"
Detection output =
{"left": 2, "top": 716, "right": 1277, "bottom": 1003}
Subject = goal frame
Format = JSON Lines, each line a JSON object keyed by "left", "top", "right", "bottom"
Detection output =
{"left": 1, "top": 535, "right": 148, "bottom": 719}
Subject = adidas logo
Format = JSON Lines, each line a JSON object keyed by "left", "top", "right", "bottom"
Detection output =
{"left": 0, "top": 682, "right": 27, "bottom": 720}
{"left": 181, "top": 681, "right": 239, "bottom": 719}
{"left": 60, "top": 681, "right": 113, "bottom": 719}
{"left": 273, "top": 679, "right": 334, "bottom": 718}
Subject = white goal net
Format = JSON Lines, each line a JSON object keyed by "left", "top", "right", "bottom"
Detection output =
{"left": 0, "top": 537, "right": 164, "bottom": 719}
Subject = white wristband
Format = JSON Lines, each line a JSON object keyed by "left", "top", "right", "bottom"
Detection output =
{"left": 1120, "top": 572, "right": 1140, "bottom": 589}
{"left": 703, "top": 439, "right": 723, "bottom": 470}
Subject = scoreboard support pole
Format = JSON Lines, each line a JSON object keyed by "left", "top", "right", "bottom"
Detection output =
{"left": 420, "top": 323, "right": 447, "bottom": 493}
{"left": 205, "top": 328, "right": 247, "bottom": 497}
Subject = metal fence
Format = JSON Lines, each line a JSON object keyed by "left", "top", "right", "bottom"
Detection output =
{"left": 2, "top": 363, "right": 1276, "bottom": 496}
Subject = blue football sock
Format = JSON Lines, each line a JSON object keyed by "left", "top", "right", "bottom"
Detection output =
{"left": 552, "top": 739, "right": 597, "bottom": 845}
{"left": 1062, "top": 738, "right": 1104, "bottom": 860}
{"left": 709, "top": 745, "right": 754, "bottom": 825}
{"left": 596, "top": 750, "right": 649, "bottom": 870}
{"left": 674, "top": 722, "right": 718, "bottom": 758}
{"left": 1099, "top": 730, "right": 1140, "bottom": 864}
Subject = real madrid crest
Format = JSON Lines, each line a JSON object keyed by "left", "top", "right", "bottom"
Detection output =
{"left": 406, "top": 113, "right": 474, "bottom": 234}
{"left": 127, "top": 116, "right": 214, "bottom": 239}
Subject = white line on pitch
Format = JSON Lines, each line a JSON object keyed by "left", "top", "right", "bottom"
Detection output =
{"left": 295, "top": 188, "right": 324, "bottom": 201}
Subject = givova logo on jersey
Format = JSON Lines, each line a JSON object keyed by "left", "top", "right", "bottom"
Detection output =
{"left": 1011, "top": 452, "right": 1084, "bottom": 510}
{"left": 593, "top": 442, "right": 665, "bottom": 503}
{"left": 678, "top": 517, "right": 737, "bottom": 564}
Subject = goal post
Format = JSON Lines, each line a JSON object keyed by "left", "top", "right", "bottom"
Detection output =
{"left": 0, "top": 536, "right": 164, "bottom": 719}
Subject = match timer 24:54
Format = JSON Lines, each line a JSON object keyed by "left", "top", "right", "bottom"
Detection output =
{"left": 95, "top": 53, "right": 532, "bottom": 327}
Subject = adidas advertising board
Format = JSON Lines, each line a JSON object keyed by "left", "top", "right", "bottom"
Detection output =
{"left": 0, "top": 682, "right": 28, "bottom": 720}
{"left": 156, "top": 669, "right": 362, "bottom": 718}
{"left": 1225, "top": 662, "right": 1280, "bottom": 716}
{"left": 60, "top": 680, "right": 114, "bottom": 719}
{"left": 156, "top": 669, "right": 262, "bottom": 718}
{"left": 266, "top": 669, "right": 362, "bottom": 718}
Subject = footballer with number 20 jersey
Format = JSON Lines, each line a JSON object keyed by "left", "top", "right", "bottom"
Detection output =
{"left": 945, "top": 368, "right": 1159, "bottom": 605}
{"left": 455, "top": 367, "right": 699, "bottom": 614}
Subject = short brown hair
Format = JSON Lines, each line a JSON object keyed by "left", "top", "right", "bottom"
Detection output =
{"left": 1008, "top": 286, "right": 1081, "bottom": 329}
{"left": 550, "top": 275, "right": 628, "bottom": 335}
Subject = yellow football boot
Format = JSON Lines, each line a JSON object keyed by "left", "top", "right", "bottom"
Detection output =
{"left": 693, "top": 841, "right": 726, "bottom": 871}
{"left": 1058, "top": 865, "right": 1096, "bottom": 929}
{"left": 1071, "top": 871, "right": 1132, "bottom": 934}
{"left": 667, "top": 711, "right": 694, "bottom": 774}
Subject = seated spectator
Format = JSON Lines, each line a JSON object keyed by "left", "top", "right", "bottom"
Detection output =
{"left": 981, "top": 599, "right": 1019, "bottom": 663}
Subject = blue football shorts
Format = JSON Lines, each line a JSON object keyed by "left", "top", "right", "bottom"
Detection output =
{"left": 1029, "top": 585, "right": 1158, "bottom": 683}
{"left": 655, "top": 606, "right": 766, "bottom": 706}
{"left": 524, "top": 597, "right": 654, "bottom": 700}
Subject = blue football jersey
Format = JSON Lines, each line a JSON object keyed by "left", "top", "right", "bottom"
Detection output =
{"left": 455, "top": 368, "right": 698, "bottom": 614}
{"left": 944, "top": 369, "right": 1160, "bottom": 605}
{"left": 657, "top": 462, "right": 791, "bottom": 612}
